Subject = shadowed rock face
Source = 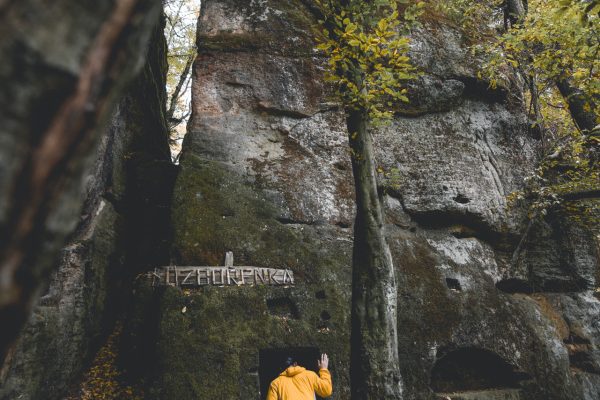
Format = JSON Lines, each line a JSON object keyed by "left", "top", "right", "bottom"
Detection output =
{"left": 0, "top": 0, "right": 163, "bottom": 367}
{"left": 0, "top": 19, "right": 174, "bottom": 400}
{"left": 143, "top": 1, "right": 599, "bottom": 399}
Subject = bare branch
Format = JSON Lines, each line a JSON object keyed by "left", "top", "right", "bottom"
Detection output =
{"left": 166, "top": 52, "right": 194, "bottom": 127}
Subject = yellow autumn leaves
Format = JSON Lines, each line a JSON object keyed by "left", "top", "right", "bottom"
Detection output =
{"left": 314, "top": 0, "right": 424, "bottom": 122}
{"left": 66, "top": 323, "right": 143, "bottom": 400}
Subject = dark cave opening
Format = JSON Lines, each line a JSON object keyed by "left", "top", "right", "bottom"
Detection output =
{"left": 445, "top": 277, "right": 462, "bottom": 291}
{"left": 259, "top": 347, "right": 321, "bottom": 399}
{"left": 453, "top": 193, "right": 471, "bottom": 204}
{"left": 266, "top": 297, "right": 300, "bottom": 319}
{"left": 495, "top": 278, "right": 534, "bottom": 294}
{"left": 430, "top": 347, "right": 531, "bottom": 393}
{"left": 564, "top": 334, "right": 600, "bottom": 374}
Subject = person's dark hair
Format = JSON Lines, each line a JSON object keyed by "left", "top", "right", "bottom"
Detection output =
{"left": 283, "top": 356, "right": 295, "bottom": 369}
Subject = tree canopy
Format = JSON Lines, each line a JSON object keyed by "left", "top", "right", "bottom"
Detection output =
{"left": 315, "top": 0, "right": 423, "bottom": 122}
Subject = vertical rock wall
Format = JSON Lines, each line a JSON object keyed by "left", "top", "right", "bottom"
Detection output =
{"left": 0, "top": 0, "right": 163, "bottom": 359}
{"left": 0, "top": 19, "right": 174, "bottom": 400}
{"left": 143, "top": 1, "right": 599, "bottom": 400}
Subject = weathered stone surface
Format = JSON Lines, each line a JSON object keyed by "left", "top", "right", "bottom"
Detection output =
{"left": 0, "top": 18, "right": 173, "bottom": 400}
{"left": 519, "top": 217, "right": 598, "bottom": 292}
{"left": 0, "top": 201, "right": 121, "bottom": 400}
{"left": 10, "top": 1, "right": 598, "bottom": 399}
{"left": 436, "top": 389, "right": 523, "bottom": 400}
{"left": 147, "top": 1, "right": 600, "bottom": 400}
{"left": 0, "top": 0, "right": 163, "bottom": 360}
{"left": 378, "top": 99, "right": 534, "bottom": 234}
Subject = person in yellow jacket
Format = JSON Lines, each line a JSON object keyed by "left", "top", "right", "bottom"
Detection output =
{"left": 266, "top": 353, "right": 333, "bottom": 399}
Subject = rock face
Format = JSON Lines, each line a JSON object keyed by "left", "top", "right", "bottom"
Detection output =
{"left": 144, "top": 1, "right": 600, "bottom": 399}
{"left": 0, "top": 20, "right": 174, "bottom": 400}
{"left": 0, "top": 0, "right": 163, "bottom": 360}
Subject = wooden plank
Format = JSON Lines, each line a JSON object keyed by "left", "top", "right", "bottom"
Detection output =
{"left": 268, "top": 269, "right": 281, "bottom": 285}
{"left": 151, "top": 268, "right": 160, "bottom": 287}
{"left": 197, "top": 268, "right": 209, "bottom": 285}
{"left": 242, "top": 268, "right": 253, "bottom": 285}
{"left": 212, "top": 268, "right": 225, "bottom": 285}
{"left": 150, "top": 266, "right": 294, "bottom": 287}
{"left": 254, "top": 269, "right": 266, "bottom": 284}
{"left": 228, "top": 268, "right": 240, "bottom": 285}
{"left": 225, "top": 252, "right": 234, "bottom": 267}
{"left": 181, "top": 269, "right": 195, "bottom": 285}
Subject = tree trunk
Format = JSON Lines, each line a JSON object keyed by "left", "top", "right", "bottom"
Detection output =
{"left": 556, "top": 78, "right": 598, "bottom": 132}
{"left": 506, "top": 0, "right": 527, "bottom": 26}
{"left": 347, "top": 108, "right": 403, "bottom": 400}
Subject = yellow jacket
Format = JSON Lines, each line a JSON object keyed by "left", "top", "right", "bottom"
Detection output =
{"left": 266, "top": 366, "right": 333, "bottom": 399}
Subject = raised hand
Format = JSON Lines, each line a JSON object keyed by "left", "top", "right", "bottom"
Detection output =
{"left": 317, "top": 353, "right": 329, "bottom": 370}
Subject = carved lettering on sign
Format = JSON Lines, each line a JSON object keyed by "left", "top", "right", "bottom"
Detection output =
{"left": 150, "top": 267, "right": 295, "bottom": 287}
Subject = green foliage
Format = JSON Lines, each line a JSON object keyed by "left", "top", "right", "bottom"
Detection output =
{"left": 378, "top": 165, "right": 403, "bottom": 191}
{"left": 559, "top": 0, "right": 600, "bottom": 24}
{"left": 495, "top": 1, "right": 599, "bottom": 231}
{"left": 65, "top": 323, "right": 143, "bottom": 400}
{"left": 436, "top": 0, "right": 599, "bottom": 232}
{"left": 315, "top": 0, "right": 423, "bottom": 122}
{"left": 509, "top": 123, "right": 599, "bottom": 233}
{"left": 434, "top": 0, "right": 504, "bottom": 42}
{"left": 481, "top": 0, "right": 600, "bottom": 111}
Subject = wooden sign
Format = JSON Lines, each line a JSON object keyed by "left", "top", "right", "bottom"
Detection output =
{"left": 150, "top": 266, "right": 294, "bottom": 287}
{"left": 149, "top": 252, "right": 295, "bottom": 287}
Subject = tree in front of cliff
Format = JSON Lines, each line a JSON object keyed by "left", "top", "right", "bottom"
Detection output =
{"left": 314, "top": 0, "right": 422, "bottom": 398}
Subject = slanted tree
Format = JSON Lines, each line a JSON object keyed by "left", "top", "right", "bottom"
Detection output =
{"left": 498, "top": 0, "right": 599, "bottom": 131}
{"left": 314, "top": 0, "right": 422, "bottom": 398}
{"left": 438, "top": 0, "right": 599, "bottom": 132}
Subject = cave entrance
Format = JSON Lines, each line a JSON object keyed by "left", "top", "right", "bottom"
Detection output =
{"left": 259, "top": 347, "right": 321, "bottom": 399}
{"left": 496, "top": 278, "right": 533, "bottom": 294}
{"left": 430, "top": 347, "right": 531, "bottom": 394}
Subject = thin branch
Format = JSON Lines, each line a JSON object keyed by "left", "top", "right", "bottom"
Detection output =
{"left": 561, "top": 189, "right": 600, "bottom": 201}
{"left": 511, "top": 215, "right": 536, "bottom": 270}
{"left": 166, "top": 53, "right": 194, "bottom": 124}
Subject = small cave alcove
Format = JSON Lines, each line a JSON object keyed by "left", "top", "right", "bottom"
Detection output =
{"left": 495, "top": 278, "right": 533, "bottom": 294}
{"left": 266, "top": 297, "right": 300, "bottom": 319}
{"left": 453, "top": 193, "right": 471, "bottom": 204}
{"left": 259, "top": 347, "right": 321, "bottom": 399}
{"left": 445, "top": 277, "right": 462, "bottom": 292}
{"left": 430, "top": 348, "right": 531, "bottom": 393}
{"left": 564, "top": 334, "right": 600, "bottom": 374}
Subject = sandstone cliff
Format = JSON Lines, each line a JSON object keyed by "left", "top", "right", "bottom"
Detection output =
{"left": 0, "top": 17, "right": 174, "bottom": 400}
{"left": 137, "top": 1, "right": 600, "bottom": 399}
{"left": 2, "top": 1, "right": 599, "bottom": 400}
